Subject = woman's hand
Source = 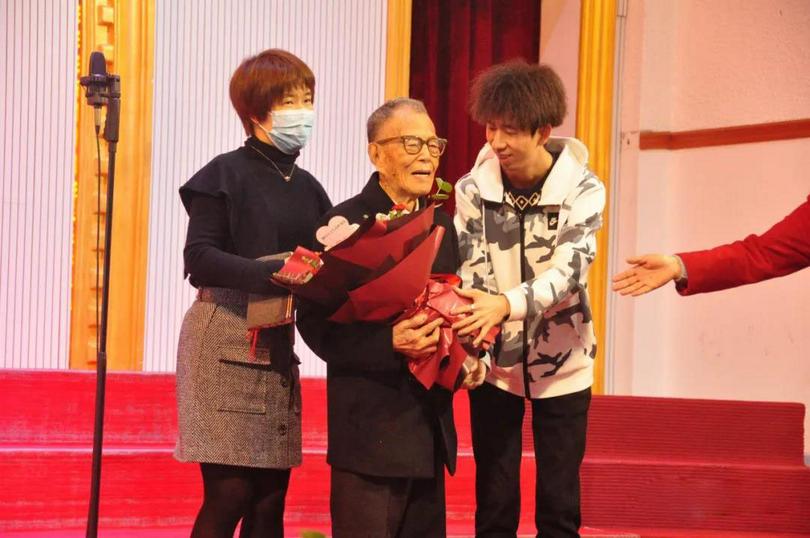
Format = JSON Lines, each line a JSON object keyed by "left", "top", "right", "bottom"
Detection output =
{"left": 612, "top": 254, "right": 682, "bottom": 296}
{"left": 392, "top": 314, "right": 444, "bottom": 360}
{"left": 451, "top": 287, "right": 510, "bottom": 347}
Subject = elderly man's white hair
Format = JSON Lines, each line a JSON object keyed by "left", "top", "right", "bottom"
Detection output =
{"left": 366, "top": 97, "right": 429, "bottom": 142}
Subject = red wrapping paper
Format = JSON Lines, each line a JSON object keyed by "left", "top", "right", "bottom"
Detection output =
{"left": 398, "top": 275, "right": 499, "bottom": 391}
{"left": 328, "top": 225, "right": 444, "bottom": 323}
{"left": 329, "top": 205, "right": 436, "bottom": 271}
{"left": 272, "top": 205, "right": 498, "bottom": 391}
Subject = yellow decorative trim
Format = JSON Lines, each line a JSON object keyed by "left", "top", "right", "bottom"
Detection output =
{"left": 385, "top": 0, "right": 412, "bottom": 100}
{"left": 70, "top": 0, "right": 154, "bottom": 371}
{"left": 576, "top": 0, "right": 617, "bottom": 395}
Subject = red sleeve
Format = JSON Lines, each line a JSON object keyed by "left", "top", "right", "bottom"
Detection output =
{"left": 676, "top": 195, "right": 810, "bottom": 295}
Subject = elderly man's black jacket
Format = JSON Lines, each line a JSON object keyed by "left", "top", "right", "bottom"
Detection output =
{"left": 296, "top": 173, "right": 460, "bottom": 478}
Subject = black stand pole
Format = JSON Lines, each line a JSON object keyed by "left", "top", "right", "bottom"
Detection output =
{"left": 86, "top": 73, "right": 120, "bottom": 538}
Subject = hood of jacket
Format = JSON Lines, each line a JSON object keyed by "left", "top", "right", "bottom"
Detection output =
{"left": 470, "top": 137, "right": 590, "bottom": 205}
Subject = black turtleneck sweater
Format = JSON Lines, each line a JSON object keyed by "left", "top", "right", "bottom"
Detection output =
{"left": 179, "top": 137, "right": 332, "bottom": 295}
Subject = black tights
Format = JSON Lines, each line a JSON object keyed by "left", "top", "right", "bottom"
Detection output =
{"left": 190, "top": 462, "right": 291, "bottom": 538}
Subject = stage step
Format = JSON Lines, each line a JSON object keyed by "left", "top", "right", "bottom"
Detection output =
{"left": 1, "top": 448, "right": 808, "bottom": 534}
{"left": 0, "top": 371, "right": 808, "bottom": 535}
{"left": 2, "top": 371, "right": 805, "bottom": 462}
{"left": 583, "top": 394, "right": 805, "bottom": 465}
{"left": 0, "top": 526, "right": 644, "bottom": 538}
{"left": 6, "top": 528, "right": 810, "bottom": 538}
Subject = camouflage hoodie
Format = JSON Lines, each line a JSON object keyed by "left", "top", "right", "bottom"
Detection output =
{"left": 454, "top": 137, "right": 605, "bottom": 398}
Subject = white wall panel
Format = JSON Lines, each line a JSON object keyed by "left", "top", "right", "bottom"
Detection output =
{"left": 0, "top": 0, "right": 76, "bottom": 369}
{"left": 143, "top": 0, "right": 387, "bottom": 375}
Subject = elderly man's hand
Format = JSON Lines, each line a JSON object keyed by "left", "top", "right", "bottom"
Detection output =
{"left": 612, "top": 254, "right": 682, "bottom": 296}
{"left": 392, "top": 314, "right": 444, "bottom": 360}
{"left": 460, "top": 358, "right": 488, "bottom": 390}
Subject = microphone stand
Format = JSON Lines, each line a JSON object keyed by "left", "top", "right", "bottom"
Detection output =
{"left": 84, "top": 71, "right": 120, "bottom": 538}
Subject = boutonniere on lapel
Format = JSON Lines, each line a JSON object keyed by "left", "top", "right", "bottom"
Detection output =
{"left": 375, "top": 202, "right": 410, "bottom": 222}
{"left": 375, "top": 178, "right": 453, "bottom": 222}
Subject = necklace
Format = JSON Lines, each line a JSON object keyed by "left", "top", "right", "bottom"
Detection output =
{"left": 249, "top": 144, "right": 296, "bottom": 182}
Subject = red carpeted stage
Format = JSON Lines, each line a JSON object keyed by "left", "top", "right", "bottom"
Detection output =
{"left": 1, "top": 370, "right": 808, "bottom": 537}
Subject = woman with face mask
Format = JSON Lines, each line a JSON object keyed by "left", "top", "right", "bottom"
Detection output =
{"left": 174, "top": 49, "right": 331, "bottom": 538}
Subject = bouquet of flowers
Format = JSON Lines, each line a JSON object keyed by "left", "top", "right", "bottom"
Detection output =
{"left": 274, "top": 202, "right": 498, "bottom": 391}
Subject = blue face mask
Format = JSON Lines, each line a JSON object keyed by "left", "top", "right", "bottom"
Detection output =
{"left": 257, "top": 108, "right": 315, "bottom": 154}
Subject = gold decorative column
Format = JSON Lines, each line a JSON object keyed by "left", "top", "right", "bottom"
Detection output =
{"left": 70, "top": 0, "right": 155, "bottom": 370}
{"left": 576, "top": 0, "right": 617, "bottom": 394}
{"left": 385, "top": 0, "right": 412, "bottom": 99}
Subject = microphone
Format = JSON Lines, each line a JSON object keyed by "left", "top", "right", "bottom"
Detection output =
{"left": 80, "top": 48, "right": 120, "bottom": 538}
{"left": 80, "top": 52, "right": 110, "bottom": 132}
{"left": 103, "top": 74, "right": 121, "bottom": 145}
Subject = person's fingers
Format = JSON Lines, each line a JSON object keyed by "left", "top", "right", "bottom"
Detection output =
{"left": 618, "top": 281, "right": 645, "bottom": 296}
{"left": 647, "top": 277, "right": 666, "bottom": 289}
{"left": 452, "top": 313, "right": 480, "bottom": 331}
{"left": 612, "top": 277, "right": 635, "bottom": 291}
{"left": 425, "top": 325, "right": 441, "bottom": 344}
{"left": 411, "top": 313, "right": 430, "bottom": 326}
{"left": 616, "top": 284, "right": 635, "bottom": 296}
{"left": 619, "top": 281, "right": 647, "bottom": 296}
{"left": 456, "top": 317, "right": 483, "bottom": 336}
{"left": 396, "top": 314, "right": 426, "bottom": 331}
{"left": 413, "top": 326, "right": 441, "bottom": 351}
{"left": 472, "top": 367, "right": 486, "bottom": 386}
{"left": 636, "top": 274, "right": 665, "bottom": 289}
{"left": 630, "top": 283, "right": 654, "bottom": 297}
{"left": 612, "top": 269, "right": 635, "bottom": 282}
{"left": 625, "top": 255, "right": 645, "bottom": 265}
{"left": 395, "top": 319, "right": 434, "bottom": 351}
{"left": 613, "top": 280, "right": 636, "bottom": 292}
{"left": 460, "top": 359, "right": 487, "bottom": 389}
{"left": 451, "top": 302, "right": 477, "bottom": 316}
{"left": 406, "top": 317, "right": 437, "bottom": 339}
{"left": 452, "top": 286, "right": 476, "bottom": 298}
{"left": 614, "top": 266, "right": 667, "bottom": 292}
{"left": 459, "top": 316, "right": 488, "bottom": 338}
{"left": 415, "top": 318, "right": 443, "bottom": 337}
{"left": 473, "top": 321, "right": 496, "bottom": 347}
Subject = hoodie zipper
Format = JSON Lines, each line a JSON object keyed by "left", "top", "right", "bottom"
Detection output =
{"left": 518, "top": 210, "right": 531, "bottom": 399}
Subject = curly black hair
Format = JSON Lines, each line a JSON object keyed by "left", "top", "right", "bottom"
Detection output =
{"left": 469, "top": 59, "right": 567, "bottom": 133}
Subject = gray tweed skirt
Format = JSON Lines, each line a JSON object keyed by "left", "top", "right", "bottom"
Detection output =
{"left": 174, "top": 287, "right": 302, "bottom": 469}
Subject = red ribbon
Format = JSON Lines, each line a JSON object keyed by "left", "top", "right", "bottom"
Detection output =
{"left": 399, "top": 274, "right": 499, "bottom": 391}
{"left": 245, "top": 328, "right": 259, "bottom": 360}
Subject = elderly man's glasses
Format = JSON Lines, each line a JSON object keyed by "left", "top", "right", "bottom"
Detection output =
{"left": 374, "top": 135, "right": 448, "bottom": 157}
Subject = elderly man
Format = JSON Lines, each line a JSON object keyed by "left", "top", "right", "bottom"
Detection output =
{"left": 297, "top": 98, "right": 487, "bottom": 538}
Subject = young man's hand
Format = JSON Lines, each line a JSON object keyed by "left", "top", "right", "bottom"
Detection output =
{"left": 451, "top": 288, "right": 510, "bottom": 347}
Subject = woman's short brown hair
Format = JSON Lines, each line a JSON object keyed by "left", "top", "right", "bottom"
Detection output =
{"left": 469, "top": 60, "right": 566, "bottom": 134}
{"left": 229, "top": 49, "right": 315, "bottom": 135}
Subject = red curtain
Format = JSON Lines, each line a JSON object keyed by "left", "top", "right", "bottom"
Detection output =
{"left": 410, "top": 0, "right": 541, "bottom": 212}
